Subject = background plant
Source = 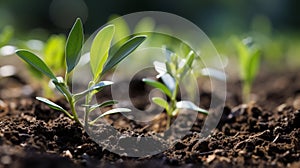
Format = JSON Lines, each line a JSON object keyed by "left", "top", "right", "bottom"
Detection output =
{"left": 143, "top": 48, "right": 208, "bottom": 128}
{"left": 16, "top": 18, "right": 146, "bottom": 127}
{"left": 233, "top": 37, "right": 261, "bottom": 103}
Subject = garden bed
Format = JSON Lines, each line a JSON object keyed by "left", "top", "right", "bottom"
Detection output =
{"left": 0, "top": 71, "right": 300, "bottom": 168}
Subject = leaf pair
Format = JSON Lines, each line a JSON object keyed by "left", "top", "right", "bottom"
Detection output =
{"left": 90, "top": 25, "right": 146, "bottom": 81}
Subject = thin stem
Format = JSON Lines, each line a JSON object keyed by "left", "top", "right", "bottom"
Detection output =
{"left": 166, "top": 80, "right": 179, "bottom": 129}
{"left": 242, "top": 81, "right": 251, "bottom": 103}
{"left": 84, "top": 81, "right": 95, "bottom": 128}
{"left": 61, "top": 109, "right": 74, "bottom": 120}
{"left": 58, "top": 82, "right": 81, "bottom": 125}
{"left": 69, "top": 97, "right": 81, "bottom": 125}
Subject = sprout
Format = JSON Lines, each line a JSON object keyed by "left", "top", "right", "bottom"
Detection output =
{"left": 234, "top": 37, "right": 261, "bottom": 103}
{"left": 143, "top": 49, "right": 208, "bottom": 128}
{"left": 16, "top": 18, "right": 146, "bottom": 127}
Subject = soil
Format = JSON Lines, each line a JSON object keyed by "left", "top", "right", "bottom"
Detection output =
{"left": 0, "top": 71, "right": 300, "bottom": 168}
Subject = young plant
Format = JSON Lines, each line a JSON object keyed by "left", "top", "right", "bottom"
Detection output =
{"left": 15, "top": 18, "right": 146, "bottom": 127}
{"left": 143, "top": 49, "right": 208, "bottom": 128}
{"left": 234, "top": 37, "right": 261, "bottom": 103}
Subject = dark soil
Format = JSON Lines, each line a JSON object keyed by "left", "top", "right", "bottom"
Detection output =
{"left": 0, "top": 71, "right": 300, "bottom": 168}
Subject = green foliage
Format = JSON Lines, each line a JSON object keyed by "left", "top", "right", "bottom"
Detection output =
{"left": 16, "top": 18, "right": 146, "bottom": 127}
{"left": 0, "top": 26, "right": 14, "bottom": 47}
{"left": 66, "top": 18, "right": 84, "bottom": 73}
{"left": 143, "top": 49, "right": 208, "bottom": 128}
{"left": 44, "top": 35, "right": 66, "bottom": 74}
{"left": 90, "top": 25, "right": 115, "bottom": 81}
{"left": 233, "top": 37, "right": 261, "bottom": 103}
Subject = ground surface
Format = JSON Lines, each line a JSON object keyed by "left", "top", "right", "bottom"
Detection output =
{"left": 0, "top": 71, "right": 300, "bottom": 168}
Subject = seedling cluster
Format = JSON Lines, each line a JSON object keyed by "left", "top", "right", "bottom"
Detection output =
{"left": 143, "top": 49, "right": 208, "bottom": 128}
{"left": 16, "top": 18, "right": 146, "bottom": 127}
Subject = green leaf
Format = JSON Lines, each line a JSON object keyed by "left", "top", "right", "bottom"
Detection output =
{"left": 152, "top": 97, "right": 169, "bottom": 110}
{"left": 15, "top": 49, "right": 56, "bottom": 79}
{"left": 90, "top": 24, "right": 115, "bottom": 80}
{"left": 81, "top": 100, "right": 118, "bottom": 112}
{"left": 36, "top": 97, "right": 74, "bottom": 119}
{"left": 89, "top": 108, "right": 131, "bottom": 124}
{"left": 66, "top": 18, "right": 84, "bottom": 73}
{"left": 102, "top": 35, "right": 146, "bottom": 74}
{"left": 233, "top": 37, "right": 248, "bottom": 79}
{"left": 142, "top": 78, "right": 172, "bottom": 98}
{"left": 176, "top": 101, "right": 208, "bottom": 114}
{"left": 74, "top": 81, "right": 113, "bottom": 101}
{"left": 44, "top": 35, "right": 66, "bottom": 73}
{"left": 178, "top": 50, "right": 195, "bottom": 77}
{"left": 0, "top": 26, "right": 14, "bottom": 47}
{"left": 248, "top": 49, "right": 260, "bottom": 84}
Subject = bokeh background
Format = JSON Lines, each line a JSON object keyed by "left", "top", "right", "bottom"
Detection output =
{"left": 1, "top": 0, "right": 299, "bottom": 36}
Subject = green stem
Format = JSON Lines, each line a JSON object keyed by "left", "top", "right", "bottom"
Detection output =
{"left": 59, "top": 82, "right": 81, "bottom": 125}
{"left": 242, "top": 81, "right": 251, "bottom": 103}
{"left": 166, "top": 80, "right": 179, "bottom": 129}
{"left": 69, "top": 97, "right": 81, "bottom": 125}
{"left": 84, "top": 81, "right": 95, "bottom": 128}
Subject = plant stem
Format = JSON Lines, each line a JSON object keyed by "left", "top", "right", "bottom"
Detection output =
{"left": 84, "top": 81, "right": 95, "bottom": 128}
{"left": 167, "top": 80, "right": 179, "bottom": 129}
{"left": 59, "top": 82, "right": 81, "bottom": 125}
{"left": 242, "top": 81, "right": 251, "bottom": 103}
{"left": 69, "top": 97, "right": 81, "bottom": 125}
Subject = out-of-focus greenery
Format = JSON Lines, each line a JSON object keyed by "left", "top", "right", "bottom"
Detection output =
{"left": 0, "top": 26, "right": 14, "bottom": 48}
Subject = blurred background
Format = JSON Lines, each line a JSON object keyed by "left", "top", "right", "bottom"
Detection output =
{"left": 0, "top": 0, "right": 299, "bottom": 36}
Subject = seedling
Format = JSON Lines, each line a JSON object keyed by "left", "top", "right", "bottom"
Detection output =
{"left": 233, "top": 37, "right": 261, "bottom": 103}
{"left": 143, "top": 49, "right": 208, "bottom": 128}
{"left": 16, "top": 18, "right": 146, "bottom": 127}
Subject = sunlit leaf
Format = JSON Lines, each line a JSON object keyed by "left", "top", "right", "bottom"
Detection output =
{"left": 74, "top": 81, "right": 113, "bottom": 101}
{"left": 66, "top": 18, "right": 84, "bottom": 73}
{"left": 176, "top": 100, "right": 208, "bottom": 114}
{"left": 142, "top": 78, "right": 172, "bottom": 97}
{"left": 16, "top": 49, "right": 56, "bottom": 79}
{"left": 36, "top": 97, "right": 74, "bottom": 119}
{"left": 89, "top": 108, "right": 131, "bottom": 124}
{"left": 90, "top": 25, "right": 115, "bottom": 80}
{"left": 152, "top": 97, "right": 169, "bottom": 110}
{"left": 44, "top": 35, "right": 66, "bottom": 73}
{"left": 102, "top": 35, "right": 146, "bottom": 74}
{"left": 248, "top": 49, "right": 260, "bottom": 84}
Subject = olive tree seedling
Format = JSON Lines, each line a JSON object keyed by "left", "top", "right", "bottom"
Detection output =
{"left": 16, "top": 18, "right": 146, "bottom": 127}
{"left": 143, "top": 49, "right": 208, "bottom": 128}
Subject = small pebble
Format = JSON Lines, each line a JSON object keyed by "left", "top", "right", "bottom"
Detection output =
{"left": 1, "top": 155, "right": 12, "bottom": 165}
{"left": 63, "top": 150, "right": 73, "bottom": 159}
{"left": 0, "top": 100, "right": 8, "bottom": 117}
{"left": 293, "top": 97, "right": 300, "bottom": 109}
